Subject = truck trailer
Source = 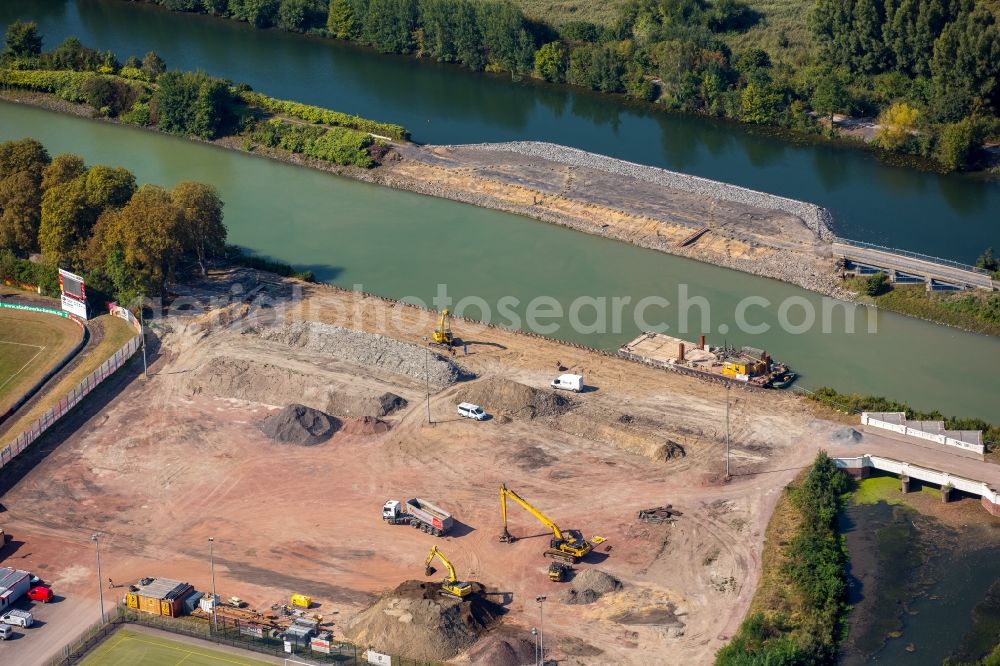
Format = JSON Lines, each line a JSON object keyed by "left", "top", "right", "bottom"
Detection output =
{"left": 382, "top": 498, "right": 454, "bottom": 536}
{"left": 0, "top": 568, "right": 31, "bottom": 613}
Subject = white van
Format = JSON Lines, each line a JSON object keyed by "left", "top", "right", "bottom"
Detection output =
{"left": 0, "top": 623, "right": 13, "bottom": 640}
{"left": 1, "top": 610, "right": 32, "bottom": 627}
{"left": 457, "top": 402, "right": 487, "bottom": 421}
{"left": 551, "top": 374, "right": 583, "bottom": 392}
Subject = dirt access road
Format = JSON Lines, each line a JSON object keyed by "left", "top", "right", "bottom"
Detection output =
{"left": 0, "top": 275, "right": 860, "bottom": 664}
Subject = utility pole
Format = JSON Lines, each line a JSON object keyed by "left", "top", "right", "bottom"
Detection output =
{"left": 539, "top": 596, "right": 546, "bottom": 664}
{"left": 91, "top": 533, "right": 104, "bottom": 624}
{"left": 139, "top": 297, "right": 148, "bottom": 378}
{"left": 209, "top": 537, "right": 218, "bottom": 633}
{"left": 425, "top": 347, "right": 431, "bottom": 424}
{"left": 725, "top": 384, "right": 731, "bottom": 480}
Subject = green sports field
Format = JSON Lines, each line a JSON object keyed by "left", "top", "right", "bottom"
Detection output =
{"left": 0, "top": 308, "right": 83, "bottom": 416}
{"left": 80, "top": 629, "right": 274, "bottom": 666}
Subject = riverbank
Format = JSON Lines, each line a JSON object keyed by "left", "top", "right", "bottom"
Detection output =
{"left": 0, "top": 88, "right": 851, "bottom": 302}
{"left": 840, "top": 474, "right": 1000, "bottom": 664}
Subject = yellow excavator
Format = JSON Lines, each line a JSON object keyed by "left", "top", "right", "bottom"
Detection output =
{"left": 432, "top": 308, "right": 454, "bottom": 346}
{"left": 499, "top": 484, "right": 592, "bottom": 564}
{"left": 424, "top": 545, "right": 472, "bottom": 598}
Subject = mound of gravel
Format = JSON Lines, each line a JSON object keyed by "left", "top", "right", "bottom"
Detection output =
{"left": 251, "top": 321, "right": 468, "bottom": 386}
{"left": 259, "top": 404, "right": 339, "bottom": 445}
{"left": 186, "top": 357, "right": 407, "bottom": 419}
{"left": 558, "top": 568, "right": 622, "bottom": 605}
{"left": 831, "top": 427, "right": 863, "bottom": 444}
{"left": 344, "top": 580, "right": 505, "bottom": 662}
{"left": 461, "top": 378, "right": 573, "bottom": 419}
{"left": 467, "top": 631, "right": 536, "bottom": 666}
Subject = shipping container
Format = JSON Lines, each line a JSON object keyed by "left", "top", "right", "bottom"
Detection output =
{"left": 0, "top": 568, "right": 31, "bottom": 612}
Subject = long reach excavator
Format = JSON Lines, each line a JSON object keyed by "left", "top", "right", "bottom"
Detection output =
{"left": 423, "top": 545, "right": 472, "bottom": 598}
{"left": 498, "top": 483, "right": 592, "bottom": 564}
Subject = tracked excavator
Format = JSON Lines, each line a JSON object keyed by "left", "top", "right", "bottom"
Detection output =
{"left": 498, "top": 484, "right": 592, "bottom": 564}
{"left": 423, "top": 545, "right": 472, "bottom": 598}
{"left": 432, "top": 308, "right": 454, "bottom": 346}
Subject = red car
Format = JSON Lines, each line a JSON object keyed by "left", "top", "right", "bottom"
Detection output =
{"left": 27, "top": 586, "right": 53, "bottom": 603}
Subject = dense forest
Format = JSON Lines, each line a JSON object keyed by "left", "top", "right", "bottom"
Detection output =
{"left": 0, "top": 137, "right": 227, "bottom": 304}
{"left": 122, "top": 0, "right": 1000, "bottom": 171}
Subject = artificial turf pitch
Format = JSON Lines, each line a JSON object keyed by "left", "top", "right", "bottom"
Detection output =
{"left": 80, "top": 629, "right": 274, "bottom": 666}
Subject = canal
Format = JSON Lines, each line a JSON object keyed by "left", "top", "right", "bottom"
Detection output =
{"left": 3, "top": 101, "right": 998, "bottom": 421}
{"left": 1, "top": 0, "right": 999, "bottom": 263}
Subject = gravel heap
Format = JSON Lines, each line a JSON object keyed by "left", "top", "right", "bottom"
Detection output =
{"left": 344, "top": 580, "right": 505, "bottom": 662}
{"left": 454, "top": 141, "right": 835, "bottom": 240}
{"left": 259, "top": 404, "right": 339, "bottom": 446}
{"left": 558, "top": 568, "right": 622, "bottom": 605}
{"left": 251, "top": 321, "right": 466, "bottom": 386}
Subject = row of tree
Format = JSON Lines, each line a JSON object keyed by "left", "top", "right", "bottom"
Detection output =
{"left": 0, "top": 139, "right": 227, "bottom": 303}
{"left": 131, "top": 0, "right": 1000, "bottom": 171}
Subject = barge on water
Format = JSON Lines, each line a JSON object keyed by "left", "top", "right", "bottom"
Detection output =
{"left": 618, "top": 332, "right": 795, "bottom": 389}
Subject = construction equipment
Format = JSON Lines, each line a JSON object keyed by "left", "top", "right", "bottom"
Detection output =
{"left": 498, "top": 484, "right": 592, "bottom": 564}
{"left": 547, "top": 562, "right": 571, "bottom": 582}
{"left": 423, "top": 546, "right": 472, "bottom": 598}
{"left": 382, "top": 498, "right": 454, "bottom": 536}
{"left": 432, "top": 308, "right": 454, "bottom": 346}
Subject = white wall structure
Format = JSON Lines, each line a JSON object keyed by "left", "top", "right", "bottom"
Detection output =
{"left": 861, "top": 412, "right": 984, "bottom": 456}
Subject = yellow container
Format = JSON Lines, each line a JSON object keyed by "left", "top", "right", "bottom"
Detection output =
{"left": 290, "top": 594, "right": 312, "bottom": 609}
{"left": 126, "top": 593, "right": 138, "bottom": 609}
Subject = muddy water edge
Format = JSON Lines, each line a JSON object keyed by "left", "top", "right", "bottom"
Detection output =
{"left": 839, "top": 475, "right": 1000, "bottom": 665}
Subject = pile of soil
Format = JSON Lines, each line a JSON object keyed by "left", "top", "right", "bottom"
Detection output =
{"left": 466, "top": 629, "right": 536, "bottom": 666}
{"left": 251, "top": 321, "right": 469, "bottom": 385}
{"left": 558, "top": 411, "right": 686, "bottom": 462}
{"left": 186, "top": 356, "right": 407, "bottom": 418}
{"left": 259, "top": 404, "right": 339, "bottom": 445}
{"left": 344, "top": 580, "right": 506, "bottom": 662}
{"left": 341, "top": 416, "right": 392, "bottom": 435}
{"left": 557, "top": 568, "right": 622, "bottom": 605}
{"left": 461, "top": 378, "right": 573, "bottom": 419}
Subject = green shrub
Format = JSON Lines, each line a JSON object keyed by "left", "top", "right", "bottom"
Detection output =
{"left": 120, "top": 101, "right": 152, "bottom": 126}
{"left": 239, "top": 90, "right": 408, "bottom": 139}
{"left": 863, "top": 272, "right": 890, "bottom": 296}
{"left": 0, "top": 249, "right": 59, "bottom": 296}
{"left": 249, "top": 120, "right": 376, "bottom": 167}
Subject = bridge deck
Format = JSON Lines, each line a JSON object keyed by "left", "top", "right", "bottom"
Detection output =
{"left": 833, "top": 240, "right": 994, "bottom": 290}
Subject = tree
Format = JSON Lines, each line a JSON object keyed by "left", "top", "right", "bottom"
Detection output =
{"left": 976, "top": 247, "right": 998, "bottom": 272}
{"left": 874, "top": 101, "right": 919, "bottom": 149}
{"left": 101, "top": 185, "right": 183, "bottom": 294}
{"left": 38, "top": 177, "right": 91, "bottom": 267}
{"left": 154, "top": 71, "right": 233, "bottom": 138}
{"left": 231, "top": 0, "right": 281, "bottom": 28}
{"left": 84, "top": 166, "right": 137, "bottom": 211}
{"left": 740, "top": 78, "right": 784, "bottom": 124}
{"left": 327, "top": 0, "right": 364, "bottom": 39}
{"left": 935, "top": 119, "right": 977, "bottom": 171}
{"left": 534, "top": 41, "right": 567, "bottom": 83}
{"left": 278, "top": 0, "right": 319, "bottom": 31}
{"left": 141, "top": 51, "right": 166, "bottom": 82}
{"left": 0, "top": 138, "right": 50, "bottom": 178}
{"left": 0, "top": 171, "right": 43, "bottom": 253}
{"left": 171, "top": 181, "right": 227, "bottom": 275}
{"left": 811, "top": 68, "right": 851, "bottom": 124}
{"left": 42, "top": 154, "right": 86, "bottom": 192}
{"left": 3, "top": 20, "right": 42, "bottom": 59}
{"left": 863, "top": 272, "right": 891, "bottom": 295}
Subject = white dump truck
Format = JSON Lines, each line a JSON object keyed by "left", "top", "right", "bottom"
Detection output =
{"left": 382, "top": 498, "right": 454, "bottom": 536}
{"left": 551, "top": 373, "right": 584, "bottom": 392}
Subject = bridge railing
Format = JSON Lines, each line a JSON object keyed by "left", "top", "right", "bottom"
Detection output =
{"left": 833, "top": 237, "right": 990, "bottom": 275}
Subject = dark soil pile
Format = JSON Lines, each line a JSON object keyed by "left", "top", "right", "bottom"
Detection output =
{"left": 259, "top": 404, "right": 339, "bottom": 445}
{"left": 344, "top": 580, "right": 506, "bottom": 662}
{"left": 467, "top": 628, "right": 536, "bottom": 665}
{"left": 341, "top": 416, "right": 391, "bottom": 436}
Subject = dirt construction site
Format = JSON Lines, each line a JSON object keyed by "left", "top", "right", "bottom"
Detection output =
{"left": 0, "top": 270, "right": 856, "bottom": 665}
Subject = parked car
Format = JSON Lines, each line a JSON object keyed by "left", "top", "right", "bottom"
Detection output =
{"left": 0, "top": 623, "right": 13, "bottom": 640}
{"left": 27, "top": 585, "right": 53, "bottom": 603}
{"left": 457, "top": 402, "right": 487, "bottom": 420}
{"left": 0, "top": 610, "right": 33, "bottom": 628}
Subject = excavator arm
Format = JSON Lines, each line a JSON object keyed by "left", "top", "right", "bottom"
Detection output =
{"left": 499, "top": 484, "right": 564, "bottom": 542}
{"left": 424, "top": 545, "right": 458, "bottom": 584}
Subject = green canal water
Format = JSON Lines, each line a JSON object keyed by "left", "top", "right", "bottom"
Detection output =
{"left": 4, "top": 102, "right": 999, "bottom": 421}
{"left": 2, "top": 0, "right": 999, "bottom": 262}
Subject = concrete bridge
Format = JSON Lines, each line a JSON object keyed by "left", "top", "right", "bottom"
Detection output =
{"left": 836, "top": 453, "right": 1000, "bottom": 516}
{"left": 833, "top": 238, "right": 996, "bottom": 291}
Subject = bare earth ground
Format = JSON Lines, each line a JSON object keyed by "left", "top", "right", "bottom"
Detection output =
{"left": 0, "top": 276, "right": 851, "bottom": 666}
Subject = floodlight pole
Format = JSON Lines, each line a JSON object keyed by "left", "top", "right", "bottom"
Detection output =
{"left": 91, "top": 532, "right": 104, "bottom": 625}
{"left": 209, "top": 537, "right": 218, "bottom": 633}
{"left": 532, "top": 627, "right": 539, "bottom": 665}
{"left": 424, "top": 341, "right": 431, "bottom": 424}
{"left": 536, "top": 596, "right": 546, "bottom": 665}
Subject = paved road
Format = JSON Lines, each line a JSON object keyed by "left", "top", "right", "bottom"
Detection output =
{"left": 829, "top": 429, "right": 1000, "bottom": 489}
